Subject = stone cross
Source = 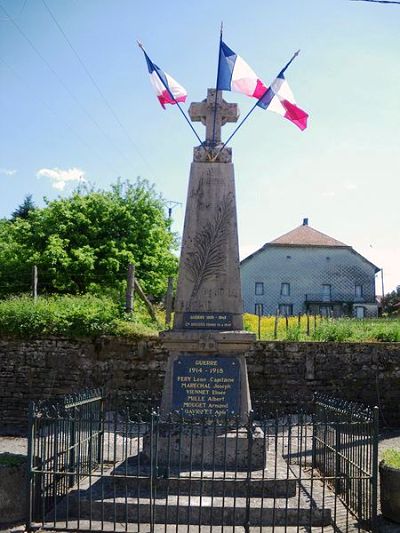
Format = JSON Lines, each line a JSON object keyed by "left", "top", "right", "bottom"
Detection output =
{"left": 189, "top": 88, "right": 239, "bottom": 145}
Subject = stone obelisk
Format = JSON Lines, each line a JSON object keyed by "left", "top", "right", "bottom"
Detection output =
{"left": 159, "top": 89, "right": 256, "bottom": 427}
{"left": 172, "top": 89, "right": 244, "bottom": 331}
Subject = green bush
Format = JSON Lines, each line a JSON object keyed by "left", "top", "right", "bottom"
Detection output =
{"left": 382, "top": 449, "right": 400, "bottom": 469}
{"left": 0, "top": 294, "right": 159, "bottom": 337}
{"left": 0, "top": 453, "right": 26, "bottom": 467}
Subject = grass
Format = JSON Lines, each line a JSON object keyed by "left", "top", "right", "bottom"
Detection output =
{"left": 382, "top": 449, "right": 400, "bottom": 469}
{"left": 243, "top": 313, "right": 400, "bottom": 342}
{"left": 0, "top": 294, "right": 160, "bottom": 338}
{"left": 0, "top": 295, "right": 398, "bottom": 341}
{"left": 0, "top": 453, "right": 26, "bottom": 467}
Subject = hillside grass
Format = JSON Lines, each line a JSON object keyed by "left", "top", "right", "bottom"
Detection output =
{"left": 0, "top": 295, "right": 398, "bottom": 341}
{"left": 244, "top": 313, "right": 400, "bottom": 342}
{"left": 0, "top": 294, "right": 160, "bottom": 338}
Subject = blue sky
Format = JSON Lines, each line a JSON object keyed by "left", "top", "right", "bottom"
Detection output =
{"left": 1, "top": 0, "right": 399, "bottom": 292}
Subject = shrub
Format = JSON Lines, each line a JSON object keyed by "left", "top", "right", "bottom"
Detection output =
{"left": 0, "top": 453, "right": 26, "bottom": 467}
{"left": 382, "top": 449, "right": 400, "bottom": 469}
{"left": 0, "top": 294, "right": 159, "bottom": 337}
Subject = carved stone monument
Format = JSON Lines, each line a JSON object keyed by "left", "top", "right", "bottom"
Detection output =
{"left": 158, "top": 90, "right": 257, "bottom": 444}
{"left": 173, "top": 89, "right": 243, "bottom": 331}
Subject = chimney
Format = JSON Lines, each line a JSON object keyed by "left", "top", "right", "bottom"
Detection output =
{"left": 303, "top": 218, "right": 309, "bottom": 226}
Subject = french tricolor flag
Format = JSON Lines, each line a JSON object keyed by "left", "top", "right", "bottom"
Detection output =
{"left": 141, "top": 46, "right": 187, "bottom": 109}
{"left": 217, "top": 41, "right": 268, "bottom": 100}
{"left": 257, "top": 53, "right": 308, "bottom": 131}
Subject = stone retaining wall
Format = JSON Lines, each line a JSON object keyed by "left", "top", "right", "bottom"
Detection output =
{"left": 0, "top": 336, "right": 399, "bottom": 432}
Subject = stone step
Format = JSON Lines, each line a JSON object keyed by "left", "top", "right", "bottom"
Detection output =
{"left": 64, "top": 494, "right": 332, "bottom": 527}
{"left": 37, "top": 521, "right": 336, "bottom": 532}
{"left": 106, "top": 474, "right": 296, "bottom": 498}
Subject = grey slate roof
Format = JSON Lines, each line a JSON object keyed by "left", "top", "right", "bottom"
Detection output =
{"left": 241, "top": 223, "right": 380, "bottom": 273}
{"left": 270, "top": 224, "right": 348, "bottom": 247}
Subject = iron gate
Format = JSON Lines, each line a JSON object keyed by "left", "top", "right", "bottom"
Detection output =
{"left": 27, "top": 390, "right": 378, "bottom": 532}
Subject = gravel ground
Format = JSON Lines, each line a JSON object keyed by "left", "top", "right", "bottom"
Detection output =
{"left": 1, "top": 429, "right": 400, "bottom": 533}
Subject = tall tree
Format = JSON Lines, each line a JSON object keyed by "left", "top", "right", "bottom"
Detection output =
{"left": 11, "top": 194, "right": 36, "bottom": 220}
{"left": 0, "top": 179, "right": 178, "bottom": 298}
{"left": 383, "top": 286, "right": 400, "bottom": 315}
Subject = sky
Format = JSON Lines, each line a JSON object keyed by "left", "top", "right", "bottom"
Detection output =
{"left": 0, "top": 0, "right": 399, "bottom": 293}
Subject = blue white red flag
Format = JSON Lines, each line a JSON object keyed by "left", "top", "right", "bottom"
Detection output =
{"left": 216, "top": 41, "right": 268, "bottom": 99}
{"left": 257, "top": 52, "right": 308, "bottom": 131}
{"left": 140, "top": 47, "right": 187, "bottom": 109}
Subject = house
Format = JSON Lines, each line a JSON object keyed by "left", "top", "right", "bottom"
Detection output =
{"left": 240, "top": 219, "right": 380, "bottom": 318}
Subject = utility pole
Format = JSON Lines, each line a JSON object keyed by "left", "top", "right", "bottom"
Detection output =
{"left": 165, "top": 200, "right": 181, "bottom": 327}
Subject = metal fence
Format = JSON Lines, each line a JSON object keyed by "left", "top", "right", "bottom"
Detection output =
{"left": 27, "top": 390, "right": 378, "bottom": 532}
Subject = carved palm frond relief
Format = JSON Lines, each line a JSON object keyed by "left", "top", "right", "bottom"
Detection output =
{"left": 185, "top": 194, "right": 234, "bottom": 299}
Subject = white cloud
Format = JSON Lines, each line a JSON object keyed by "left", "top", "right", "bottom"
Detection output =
{"left": 322, "top": 191, "right": 336, "bottom": 198}
{"left": 37, "top": 167, "right": 86, "bottom": 190}
{"left": 344, "top": 183, "right": 357, "bottom": 191}
{"left": 0, "top": 168, "right": 17, "bottom": 176}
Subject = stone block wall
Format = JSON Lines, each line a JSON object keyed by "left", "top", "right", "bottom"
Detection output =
{"left": 0, "top": 336, "right": 399, "bottom": 432}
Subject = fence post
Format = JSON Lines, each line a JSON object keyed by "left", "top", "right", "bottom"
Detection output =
{"left": 125, "top": 263, "right": 135, "bottom": 313}
{"left": 306, "top": 312, "right": 310, "bottom": 336}
{"left": 31, "top": 265, "right": 38, "bottom": 302}
{"left": 273, "top": 311, "right": 279, "bottom": 339}
{"left": 26, "top": 401, "right": 35, "bottom": 531}
{"left": 165, "top": 276, "right": 174, "bottom": 327}
{"left": 371, "top": 406, "right": 379, "bottom": 531}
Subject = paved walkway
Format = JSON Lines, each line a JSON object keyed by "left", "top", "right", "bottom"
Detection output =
{"left": 1, "top": 429, "right": 400, "bottom": 533}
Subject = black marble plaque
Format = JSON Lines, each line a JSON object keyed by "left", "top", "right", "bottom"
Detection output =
{"left": 183, "top": 312, "right": 233, "bottom": 329}
{"left": 172, "top": 356, "right": 240, "bottom": 417}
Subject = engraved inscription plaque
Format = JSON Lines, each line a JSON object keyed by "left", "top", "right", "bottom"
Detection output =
{"left": 172, "top": 356, "right": 240, "bottom": 417}
{"left": 183, "top": 312, "right": 233, "bottom": 330}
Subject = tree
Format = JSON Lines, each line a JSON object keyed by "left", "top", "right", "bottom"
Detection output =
{"left": 0, "top": 179, "right": 178, "bottom": 299}
{"left": 11, "top": 194, "right": 35, "bottom": 220}
{"left": 383, "top": 286, "right": 400, "bottom": 316}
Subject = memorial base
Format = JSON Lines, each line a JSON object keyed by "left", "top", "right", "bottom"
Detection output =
{"left": 142, "top": 425, "right": 266, "bottom": 470}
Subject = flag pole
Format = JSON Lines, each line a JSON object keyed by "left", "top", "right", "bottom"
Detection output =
{"left": 211, "top": 49, "right": 301, "bottom": 162}
{"left": 138, "top": 41, "right": 209, "bottom": 154}
{"left": 211, "top": 22, "right": 223, "bottom": 146}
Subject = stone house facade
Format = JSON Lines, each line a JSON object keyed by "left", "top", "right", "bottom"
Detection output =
{"left": 240, "top": 219, "right": 380, "bottom": 318}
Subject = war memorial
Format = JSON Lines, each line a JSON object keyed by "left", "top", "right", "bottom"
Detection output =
{"left": 21, "top": 78, "right": 380, "bottom": 532}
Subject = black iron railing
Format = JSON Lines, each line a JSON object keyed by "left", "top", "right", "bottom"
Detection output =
{"left": 27, "top": 390, "right": 378, "bottom": 532}
{"left": 305, "top": 293, "right": 371, "bottom": 303}
{"left": 314, "top": 393, "right": 379, "bottom": 530}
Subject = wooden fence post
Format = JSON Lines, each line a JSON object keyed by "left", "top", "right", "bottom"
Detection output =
{"left": 306, "top": 312, "right": 310, "bottom": 336}
{"left": 274, "top": 310, "right": 279, "bottom": 339}
{"left": 32, "top": 265, "right": 38, "bottom": 302}
{"left": 134, "top": 278, "right": 159, "bottom": 324}
{"left": 125, "top": 263, "right": 135, "bottom": 313}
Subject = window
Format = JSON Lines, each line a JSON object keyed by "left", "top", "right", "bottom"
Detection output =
{"left": 355, "top": 284, "right": 363, "bottom": 297}
{"left": 280, "top": 282, "right": 290, "bottom": 296}
{"left": 322, "top": 284, "right": 331, "bottom": 301}
{"left": 255, "top": 282, "right": 264, "bottom": 295}
{"left": 255, "top": 303, "right": 264, "bottom": 316}
{"left": 279, "top": 304, "right": 293, "bottom": 316}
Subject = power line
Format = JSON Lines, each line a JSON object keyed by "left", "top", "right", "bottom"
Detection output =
{"left": 0, "top": 0, "right": 27, "bottom": 20}
{"left": 350, "top": 0, "right": 400, "bottom": 4}
{"left": 40, "top": 0, "right": 153, "bottom": 172}
{"left": 0, "top": 2, "right": 140, "bottom": 171}
{"left": 0, "top": 56, "right": 121, "bottom": 177}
